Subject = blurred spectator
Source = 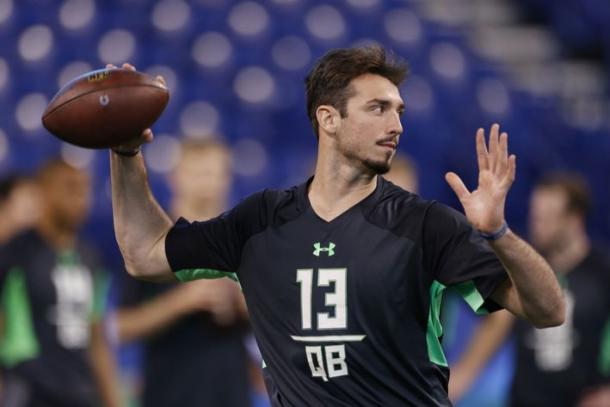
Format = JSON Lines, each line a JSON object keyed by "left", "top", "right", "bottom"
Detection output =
{"left": 0, "top": 174, "right": 41, "bottom": 399}
{"left": 0, "top": 175, "right": 41, "bottom": 244}
{"left": 450, "top": 172, "right": 610, "bottom": 407}
{"left": 383, "top": 153, "right": 418, "bottom": 193}
{"left": 115, "top": 140, "right": 255, "bottom": 407}
{"left": 0, "top": 159, "right": 120, "bottom": 407}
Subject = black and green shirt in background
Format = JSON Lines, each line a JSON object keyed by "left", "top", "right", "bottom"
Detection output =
{"left": 511, "top": 248, "right": 610, "bottom": 407}
{"left": 0, "top": 230, "right": 107, "bottom": 407}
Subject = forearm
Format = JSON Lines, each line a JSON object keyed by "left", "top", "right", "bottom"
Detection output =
{"left": 453, "top": 311, "right": 513, "bottom": 382}
{"left": 111, "top": 152, "right": 173, "bottom": 281}
{"left": 490, "top": 230, "right": 565, "bottom": 327}
{"left": 89, "top": 321, "right": 121, "bottom": 407}
{"left": 115, "top": 289, "right": 190, "bottom": 343}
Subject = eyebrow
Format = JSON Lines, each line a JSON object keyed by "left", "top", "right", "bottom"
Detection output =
{"left": 367, "top": 98, "right": 405, "bottom": 112}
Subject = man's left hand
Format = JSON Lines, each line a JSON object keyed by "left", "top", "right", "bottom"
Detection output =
{"left": 445, "top": 123, "right": 516, "bottom": 234}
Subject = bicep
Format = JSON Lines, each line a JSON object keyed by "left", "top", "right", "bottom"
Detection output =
{"left": 145, "top": 234, "right": 176, "bottom": 283}
{"left": 126, "top": 228, "right": 177, "bottom": 283}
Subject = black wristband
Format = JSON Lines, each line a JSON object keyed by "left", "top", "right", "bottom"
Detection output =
{"left": 112, "top": 147, "right": 140, "bottom": 157}
{"left": 479, "top": 221, "right": 509, "bottom": 241}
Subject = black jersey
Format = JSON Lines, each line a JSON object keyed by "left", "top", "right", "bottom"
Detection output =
{"left": 119, "top": 277, "right": 251, "bottom": 407}
{"left": 0, "top": 230, "right": 107, "bottom": 407}
{"left": 165, "top": 177, "right": 507, "bottom": 406}
{"left": 510, "top": 248, "right": 610, "bottom": 407}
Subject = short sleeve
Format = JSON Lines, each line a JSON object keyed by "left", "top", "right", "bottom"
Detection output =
{"left": 423, "top": 202, "right": 507, "bottom": 314}
{"left": 165, "top": 191, "right": 267, "bottom": 282}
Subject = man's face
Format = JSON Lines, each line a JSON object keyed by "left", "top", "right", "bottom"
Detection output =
{"left": 335, "top": 74, "right": 404, "bottom": 174}
{"left": 171, "top": 147, "right": 232, "bottom": 206}
{"left": 42, "top": 167, "right": 92, "bottom": 232}
{"left": 528, "top": 186, "right": 571, "bottom": 253}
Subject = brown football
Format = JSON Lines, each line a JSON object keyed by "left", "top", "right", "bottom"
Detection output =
{"left": 42, "top": 68, "right": 169, "bottom": 149}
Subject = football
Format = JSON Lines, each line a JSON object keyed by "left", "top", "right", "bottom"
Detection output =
{"left": 42, "top": 68, "right": 169, "bottom": 149}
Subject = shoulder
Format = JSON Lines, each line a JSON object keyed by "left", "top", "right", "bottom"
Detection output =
{"left": 582, "top": 246, "right": 610, "bottom": 278}
{"left": 365, "top": 179, "right": 434, "bottom": 238}
{"left": 231, "top": 183, "right": 304, "bottom": 228}
{"left": 1, "top": 229, "right": 40, "bottom": 262}
{"left": 367, "top": 179, "right": 473, "bottom": 239}
{"left": 0, "top": 230, "right": 40, "bottom": 285}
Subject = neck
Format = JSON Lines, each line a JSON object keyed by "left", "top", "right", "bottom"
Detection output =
{"left": 546, "top": 230, "right": 590, "bottom": 274}
{"left": 171, "top": 199, "right": 225, "bottom": 222}
{"left": 36, "top": 215, "right": 75, "bottom": 251}
{"left": 309, "top": 144, "right": 377, "bottom": 222}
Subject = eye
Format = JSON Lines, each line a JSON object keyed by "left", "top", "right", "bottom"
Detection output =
{"left": 371, "top": 104, "right": 384, "bottom": 113}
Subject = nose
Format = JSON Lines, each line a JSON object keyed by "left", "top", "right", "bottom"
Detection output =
{"left": 388, "top": 111, "right": 403, "bottom": 137}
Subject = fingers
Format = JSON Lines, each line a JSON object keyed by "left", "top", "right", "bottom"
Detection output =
{"left": 155, "top": 75, "right": 167, "bottom": 87}
{"left": 478, "top": 123, "right": 511, "bottom": 178}
{"left": 142, "top": 128, "right": 154, "bottom": 143}
{"left": 497, "top": 132, "right": 509, "bottom": 175}
{"left": 475, "top": 128, "right": 488, "bottom": 171}
{"left": 500, "top": 154, "right": 517, "bottom": 189}
{"left": 445, "top": 172, "right": 470, "bottom": 201}
{"left": 104, "top": 63, "right": 135, "bottom": 71}
{"left": 487, "top": 123, "right": 500, "bottom": 171}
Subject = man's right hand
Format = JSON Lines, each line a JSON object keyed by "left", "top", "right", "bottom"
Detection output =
{"left": 105, "top": 63, "right": 163, "bottom": 154}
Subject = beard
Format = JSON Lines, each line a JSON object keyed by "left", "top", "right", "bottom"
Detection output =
{"left": 363, "top": 157, "right": 391, "bottom": 175}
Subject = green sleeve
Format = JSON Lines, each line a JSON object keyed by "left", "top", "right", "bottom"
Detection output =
{"left": 0, "top": 267, "right": 39, "bottom": 367}
{"left": 174, "top": 268, "right": 239, "bottom": 282}
{"left": 90, "top": 271, "right": 110, "bottom": 321}
{"left": 599, "top": 317, "right": 610, "bottom": 377}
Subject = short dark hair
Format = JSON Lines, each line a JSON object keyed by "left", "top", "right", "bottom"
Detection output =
{"left": 536, "top": 172, "right": 591, "bottom": 218}
{"left": 305, "top": 46, "right": 409, "bottom": 137}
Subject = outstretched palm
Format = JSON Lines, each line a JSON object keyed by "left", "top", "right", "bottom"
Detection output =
{"left": 445, "top": 123, "right": 516, "bottom": 234}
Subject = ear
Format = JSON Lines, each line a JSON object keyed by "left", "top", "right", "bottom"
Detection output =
{"left": 315, "top": 105, "right": 340, "bottom": 136}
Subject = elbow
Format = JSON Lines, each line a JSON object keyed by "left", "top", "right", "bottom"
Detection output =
{"left": 123, "top": 260, "right": 145, "bottom": 280}
{"left": 121, "top": 250, "right": 149, "bottom": 280}
{"left": 116, "top": 241, "right": 150, "bottom": 280}
{"left": 532, "top": 299, "right": 566, "bottom": 329}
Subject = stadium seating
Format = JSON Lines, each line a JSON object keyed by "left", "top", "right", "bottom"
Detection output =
{"left": 0, "top": 0, "right": 608, "bottom": 260}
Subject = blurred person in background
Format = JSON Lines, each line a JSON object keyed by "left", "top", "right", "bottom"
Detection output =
{"left": 0, "top": 174, "right": 41, "bottom": 399}
{"left": 0, "top": 159, "right": 121, "bottom": 407}
{"left": 0, "top": 174, "right": 41, "bottom": 245}
{"left": 115, "top": 140, "right": 255, "bottom": 407}
{"left": 383, "top": 152, "right": 418, "bottom": 193}
{"left": 450, "top": 173, "right": 610, "bottom": 407}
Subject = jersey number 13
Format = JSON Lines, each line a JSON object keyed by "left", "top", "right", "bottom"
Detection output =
{"left": 296, "top": 268, "right": 350, "bottom": 381}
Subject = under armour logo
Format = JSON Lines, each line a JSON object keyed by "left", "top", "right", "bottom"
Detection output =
{"left": 313, "top": 242, "right": 335, "bottom": 257}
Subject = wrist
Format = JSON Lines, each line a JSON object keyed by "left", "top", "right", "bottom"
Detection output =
{"left": 111, "top": 146, "right": 140, "bottom": 157}
{"left": 479, "top": 221, "right": 509, "bottom": 241}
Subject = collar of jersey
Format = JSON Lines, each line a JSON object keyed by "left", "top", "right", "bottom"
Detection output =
{"left": 296, "top": 175, "right": 386, "bottom": 228}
